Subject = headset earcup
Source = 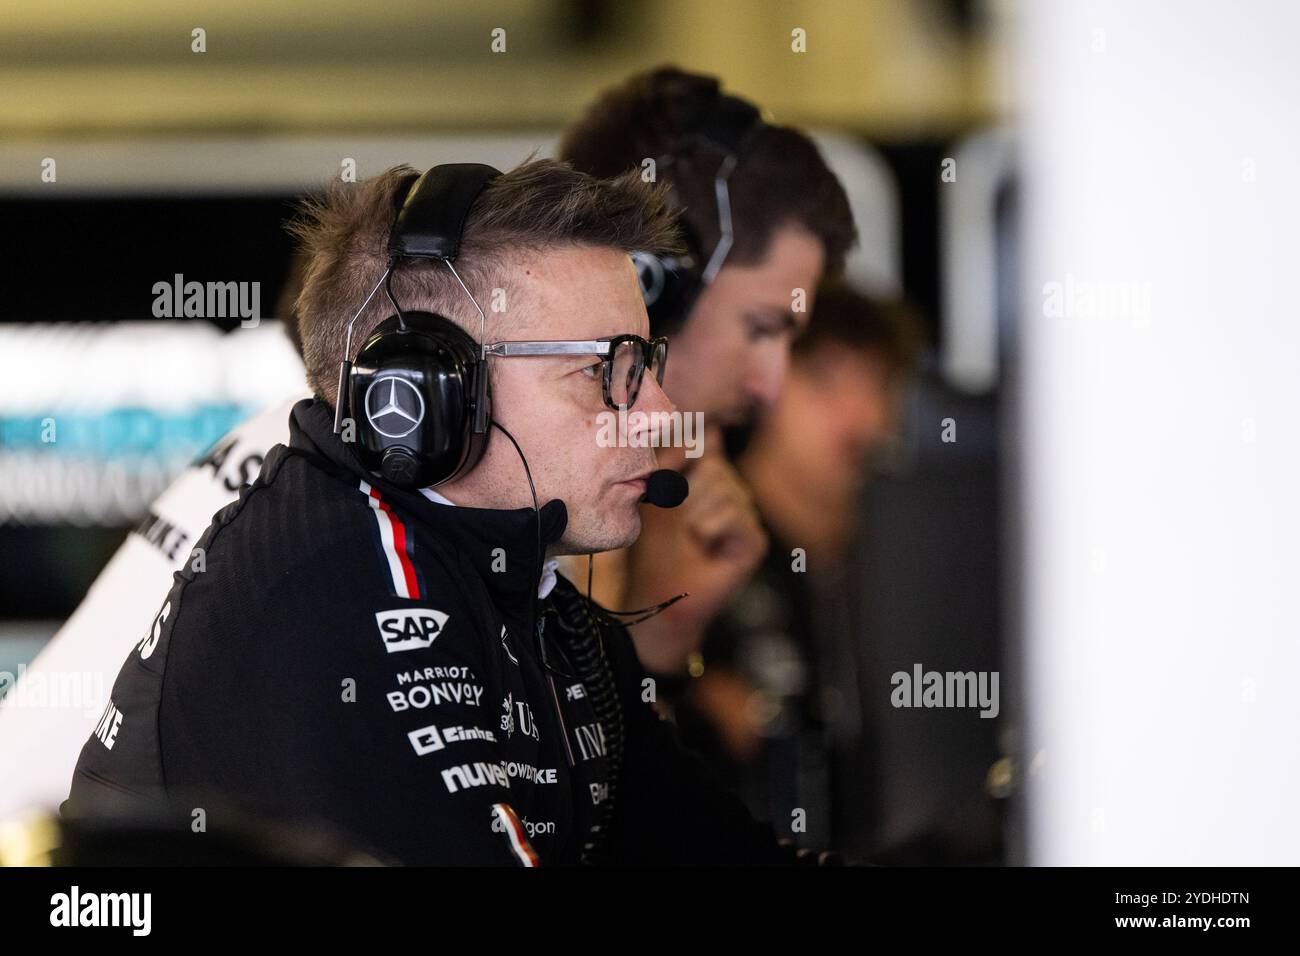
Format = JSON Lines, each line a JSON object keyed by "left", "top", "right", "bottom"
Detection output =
{"left": 651, "top": 263, "right": 701, "bottom": 339}
{"left": 350, "top": 312, "right": 484, "bottom": 489}
{"left": 635, "top": 251, "right": 700, "bottom": 339}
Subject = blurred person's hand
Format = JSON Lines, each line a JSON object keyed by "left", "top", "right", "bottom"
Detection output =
{"left": 687, "top": 668, "right": 766, "bottom": 761}
{"left": 625, "top": 426, "right": 768, "bottom": 675}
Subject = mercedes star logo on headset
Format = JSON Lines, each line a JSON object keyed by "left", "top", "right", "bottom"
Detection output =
{"left": 365, "top": 375, "right": 426, "bottom": 439}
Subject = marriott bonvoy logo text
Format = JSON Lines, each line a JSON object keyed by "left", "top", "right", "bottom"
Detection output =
{"left": 50, "top": 886, "right": 151, "bottom": 936}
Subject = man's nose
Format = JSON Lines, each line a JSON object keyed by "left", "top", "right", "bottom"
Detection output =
{"left": 746, "top": 345, "right": 791, "bottom": 410}
{"left": 626, "top": 373, "right": 676, "bottom": 445}
{"left": 637, "top": 371, "right": 676, "bottom": 416}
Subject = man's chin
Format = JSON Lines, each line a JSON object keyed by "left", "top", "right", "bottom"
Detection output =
{"left": 600, "top": 509, "right": 642, "bottom": 551}
{"left": 555, "top": 510, "right": 641, "bottom": 556}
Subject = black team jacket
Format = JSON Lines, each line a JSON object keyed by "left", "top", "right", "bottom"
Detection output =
{"left": 64, "top": 398, "right": 793, "bottom": 865}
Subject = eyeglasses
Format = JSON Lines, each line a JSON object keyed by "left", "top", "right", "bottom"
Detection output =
{"left": 483, "top": 334, "right": 668, "bottom": 410}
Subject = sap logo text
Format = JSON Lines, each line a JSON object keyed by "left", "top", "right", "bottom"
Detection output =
{"left": 375, "top": 607, "right": 449, "bottom": 654}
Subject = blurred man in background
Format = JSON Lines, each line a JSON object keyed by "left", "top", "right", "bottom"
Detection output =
{"left": 671, "top": 284, "right": 924, "bottom": 858}
{"left": 558, "top": 65, "right": 857, "bottom": 679}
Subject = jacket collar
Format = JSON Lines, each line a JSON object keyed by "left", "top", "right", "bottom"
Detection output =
{"left": 287, "top": 398, "right": 568, "bottom": 616}
{"left": 420, "top": 486, "right": 561, "bottom": 600}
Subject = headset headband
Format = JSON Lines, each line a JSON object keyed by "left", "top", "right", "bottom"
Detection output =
{"left": 388, "top": 163, "right": 500, "bottom": 261}
{"left": 683, "top": 92, "right": 765, "bottom": 158}
{"left": 678, "top": 91, "right": 768, "bottom": 285}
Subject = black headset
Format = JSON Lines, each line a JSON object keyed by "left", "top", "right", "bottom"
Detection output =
{"left": 331, "top": 163, "right": 501, "bottom": 489}
{"left": 634, "top": 91, "right": 769, "bottom": 336}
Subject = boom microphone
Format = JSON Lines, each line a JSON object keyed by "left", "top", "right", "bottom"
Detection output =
{"left": 641, "top": 469, "right": 689, "bottom": 509}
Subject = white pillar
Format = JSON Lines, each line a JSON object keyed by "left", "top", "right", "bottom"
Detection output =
{"left": 1016, "top": 0, "right": 1300, "bottom": 864}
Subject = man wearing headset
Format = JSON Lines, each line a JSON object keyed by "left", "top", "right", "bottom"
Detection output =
{"left": 558, "top": 67, "right": 857, "bottom": 680}
{"left": 64, "top": 159, "right": 830, "bottom": 866}
{"left": 7, "top": 67, "right": 853, "bottom": 831}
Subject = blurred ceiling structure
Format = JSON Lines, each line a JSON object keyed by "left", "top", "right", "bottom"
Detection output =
{"left": 0, "top": 0, "right": 1001, "bottom": 139}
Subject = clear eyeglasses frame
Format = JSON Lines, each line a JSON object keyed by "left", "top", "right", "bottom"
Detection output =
{"left": 482, "top": 334, "right": 668, "bottom": 410}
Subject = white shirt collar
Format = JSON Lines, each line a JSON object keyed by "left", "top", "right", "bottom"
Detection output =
{"left": 419, "top": 487, "right": 559, "bottom": 599}
{"left": 419, "top": 486, "right": 455, "bottom": 507}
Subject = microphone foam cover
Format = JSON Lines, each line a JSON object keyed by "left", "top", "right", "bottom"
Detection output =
{"left": 642, "top": 469, "right": 689, "bottom": 509}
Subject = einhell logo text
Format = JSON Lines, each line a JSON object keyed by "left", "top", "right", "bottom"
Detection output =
{"left": 49, "top": 886, "right": 152, "bottom": 936}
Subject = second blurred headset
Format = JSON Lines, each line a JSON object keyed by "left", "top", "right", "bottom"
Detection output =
{"left": 633, "top": 90, "right": 769, "bottom": 335}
